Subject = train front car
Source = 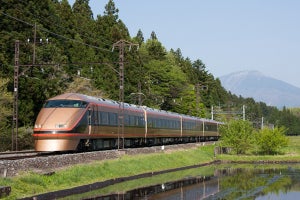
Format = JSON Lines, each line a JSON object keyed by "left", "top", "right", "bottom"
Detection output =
{"left": 33, "top": 93, "right": 89, "bottom": 151}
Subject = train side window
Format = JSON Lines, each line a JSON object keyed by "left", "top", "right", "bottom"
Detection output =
{"left": 147, "top": 118, "right": 152, "bottom": 127}
{"left": 138, "top": 116, "right": 145, "bottom": 126}
{"left": 166, "top": 120, "right": 170, "bottom": 129}
{"left": 171, "top": 120, "right": 176, "bottom": 129}
{"left": 187, "top": 122, "right": 191, "bottom": 130}
{"left": 109, "top": 113, "right": 117, "bottom": 126}
{"left": 151, "top": 119, "right": 155, "bottom": 128}
{"left": 175, "top": 121, "right": 179, "bottom": 129}
{"left": 124, "top": 115, "right": 129, "bottom": 126}
{"left": 206, "top": 124, "right": 217, "bottom": 131}
{"left": 163, "top": 119, "right": 167, "bottom": 128}
{"left": 100, "top": 112, "right": 109, "bottom": 125}
{"left": 98, "top": 111, "right": 101, "bottom": 125}
{"left": 157, "top": 119, "right": 161, "bottom": 128}
{"left": 130, "top": 115, "right": 135, "bottom": 126}
{"left": 205, "top": 125, "right": 209, "bottom": 131}
{"left": 134, "top": 116, "right": 139, "bottom": 126}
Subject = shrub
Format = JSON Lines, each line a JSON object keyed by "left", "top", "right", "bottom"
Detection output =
{"left": 255, "top": 127, "right": 289, "bottom": 155}
{"left": 219, "top": 120, "right": 255, "bottom": 154}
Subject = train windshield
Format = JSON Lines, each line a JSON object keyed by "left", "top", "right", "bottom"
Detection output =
{"left": 43, "top": 100, "right": 88, "bottom": 108}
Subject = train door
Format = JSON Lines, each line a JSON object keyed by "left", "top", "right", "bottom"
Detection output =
{"left": 88, "top": 107, "right": 92, "bottom": 135}
{"left": 88, "top": 105, "right": 98, "bottom": 135}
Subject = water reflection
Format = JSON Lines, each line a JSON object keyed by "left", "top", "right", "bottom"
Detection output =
{"left": 83, "top": 176, "right": 218, "bottom": 200}
{"left": 61, "top": 164, "right": 300, "bottom": 200}
{"left": 212, "top": 166, "right": 299, "bottom": 200}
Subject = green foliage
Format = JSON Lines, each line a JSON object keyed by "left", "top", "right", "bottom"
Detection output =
{"left": 1, "top": 0, "right": 300, "bottom": 151}
{"left": 145, "top": 38, "right": 167, "bottom": 60}
{"left": 0, "top": 77, "right": 13, "bottom": 151}
{"left": 254, "top": 127, "right": 289, "bottom": 155}
{"left": 219, "top": 120, "right": 255, "bottom": 154}
{"left": 219, "top": 167, "right": 292, "bottom": 200}
{"left": 219, "top": 119, "right": 289, "bottom": 155}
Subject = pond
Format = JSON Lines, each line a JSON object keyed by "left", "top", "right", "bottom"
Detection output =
{"left": 58, "top": 164, "right": 300, "bottom": 200}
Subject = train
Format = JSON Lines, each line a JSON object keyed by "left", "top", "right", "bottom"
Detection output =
{"left": 33, "top": 93, "right": 222, "bottom": 151}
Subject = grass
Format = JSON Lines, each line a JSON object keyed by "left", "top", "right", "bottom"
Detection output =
{"left": 0, "top": 145, "right": 215, "bottom": 199}
{"left": 60, "top": 165, "right": 215, "bottom": 200}
{"left": 0, "top": 136, "right": 300, "bottom": 199}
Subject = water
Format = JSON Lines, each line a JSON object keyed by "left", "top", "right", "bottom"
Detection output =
{"left": 60, "top": 164, "right": 300, "bottom": 200}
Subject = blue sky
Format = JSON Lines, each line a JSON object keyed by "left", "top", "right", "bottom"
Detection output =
{"left": 69, "top": 0, "right": 300, "bottom": 88}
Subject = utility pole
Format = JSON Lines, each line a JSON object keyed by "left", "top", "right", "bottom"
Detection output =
{"left": 33, "top": 23, "right": 37, "bottom": 65}
{"left": 138, "top": 82, "right": 142, "bottom": 106}
{"left": 12, "top": 40, "right": 20, "bottom": 151}
{"left": 12, "top": 26, "right": 48, "bottom": 151}
{"left": 211, "top": 106, "right": 214, "bottom": 120}
{"left": 243, "top": 105, "right": 246, "bottom": 121}
{"left": 195, "top": 83, "right": 207, "bottom": 117}
{"left": 112, "top": 40, "right": 138, "bottom": 149}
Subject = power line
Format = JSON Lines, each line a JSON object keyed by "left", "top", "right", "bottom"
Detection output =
{"left": 39, "top": 26, "right": 111, "bottom": 52}
{"left": 13, "top": 2, "right": 114, "bottom": 47}
{"left": 1, "top": 11, "right": 33, "bottom": 27}
{"left": 0, "top": 11, "right": 112, "bottom": 52}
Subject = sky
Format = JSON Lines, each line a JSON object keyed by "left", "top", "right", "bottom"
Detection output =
{"left": 69, "top": 0, "right": 300, "bottom": 88}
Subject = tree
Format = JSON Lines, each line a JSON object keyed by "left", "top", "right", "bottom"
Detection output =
{"left": 150, "top": 31, "right": 157, "bottom": 40}
{"left": 145, "top": 38, "right": 166, "bottom": 60}
{"left": 219, "top": 120, "right": 255, "bottom": 154}
{"left": 0, "top": 77, "right": 13, "bottom": 151}
{"left": 254, "top": 127, "right": 289, "bottom": 155}
{"left": 133, "top": 29, "right": 144, "bottom": 46}
{"left": 73, "top": 0, "right": 93, "bottom": 19}
{"left": 104, "top": 0, "right": 119, "bottom": 20}
{"left": 95, "top": 0, "right": 129, "bottom": 43}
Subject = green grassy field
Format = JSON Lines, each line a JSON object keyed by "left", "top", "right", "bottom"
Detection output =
{"left": 0, "top": 136, "right": 300, "bottom": 199}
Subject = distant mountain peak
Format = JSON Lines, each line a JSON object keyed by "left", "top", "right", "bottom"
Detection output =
{"left": 220, "top": 71, "right": 300, "bottom": 108}
{"left": 229, "top": 70, "right": 263, "bottom": 76}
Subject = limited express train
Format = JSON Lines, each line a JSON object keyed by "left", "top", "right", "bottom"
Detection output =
{"left": 33, "top": 93, "right": 221, "bottom": 151}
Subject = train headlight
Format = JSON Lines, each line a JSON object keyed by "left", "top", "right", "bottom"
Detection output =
{"left": 34, "top": 124, "right": 42, "bottom": 128}
{"left": 55, "top": 124, "right": 66, "bottom": 128}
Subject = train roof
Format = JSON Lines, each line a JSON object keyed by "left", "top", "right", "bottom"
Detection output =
{"left": 48, "top": 93, "right": 223, "bottom": 124}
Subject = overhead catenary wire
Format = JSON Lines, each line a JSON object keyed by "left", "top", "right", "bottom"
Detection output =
{"left": 0, "top": 11, "right": 112, "bottom": 53}
{"left": 13, "top": 1, "right": 114, "bottom": 47}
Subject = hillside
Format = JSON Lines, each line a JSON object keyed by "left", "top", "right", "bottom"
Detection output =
{"left": 1, "top": 0, "right": 300, "bottom": 152}
{"left": 220, "top": 71, "right": 300, "bottom": 108}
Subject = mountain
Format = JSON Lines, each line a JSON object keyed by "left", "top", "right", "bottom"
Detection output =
{"left": 219, "top": 71, "right": 300, "bottom": 108}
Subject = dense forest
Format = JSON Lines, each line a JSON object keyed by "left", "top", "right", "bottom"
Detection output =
{"left": 1, "top": 0, "right": 299, "bottom": 150}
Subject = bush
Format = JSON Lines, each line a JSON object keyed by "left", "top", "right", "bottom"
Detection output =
{"left": 255, "top": 127, "right": 289, "bottom": 155}
{"left": 219, "top": 120, "right": 255, "bottom": 154}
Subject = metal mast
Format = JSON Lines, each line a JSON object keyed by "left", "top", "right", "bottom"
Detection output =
{"left": 112, "top": 40, "right": 138, "bottom": 149}
{"left": 12, "top": 40, "right": 20, "bottom": 151}
{"left": 195, "top": 83, "right": 207, "bottom": 117}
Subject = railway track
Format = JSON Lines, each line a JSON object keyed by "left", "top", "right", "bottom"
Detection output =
{"left": 0, "top": 150, "right": 54, "bottom": 161}
{"left": 0, "top": 141, "right": 216, "bottom": 161}
{"left": 0, "top": 142, "right": 215, "bottom": 177}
